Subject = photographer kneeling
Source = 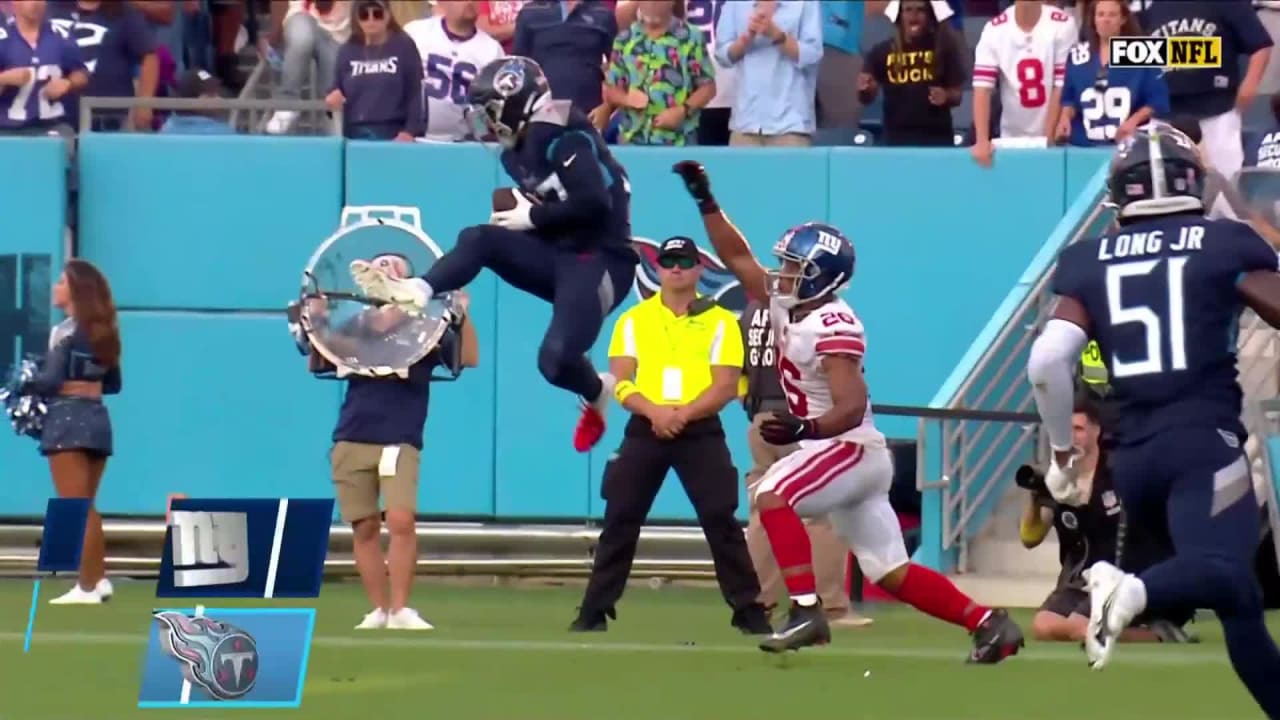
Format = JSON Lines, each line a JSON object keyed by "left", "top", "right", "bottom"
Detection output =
{"left": 1018, "top": 396, "right": 1195, "bottom": 644}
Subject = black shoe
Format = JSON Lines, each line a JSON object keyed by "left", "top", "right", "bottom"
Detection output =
{"left": 568, "top": 606, "right": 614, "bottom": 632}
{"left": 1146, "top": 618, "right": 1200, "bottom": 644}
{"left": 967, "top": 608, "right": 1024, "bottom": 664}
{"left": 731, "top": 603, "right": 773, "bottom": 635}
{"left": 758, "top": 601, "right": 830, "bottom": 653}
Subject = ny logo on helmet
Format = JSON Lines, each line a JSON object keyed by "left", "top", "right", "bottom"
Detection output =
{"left": 630, "top": 237, "right": 745, "bottom": 316}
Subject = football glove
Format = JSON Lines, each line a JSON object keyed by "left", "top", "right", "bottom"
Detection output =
{"left": 1044, "top": 450, "right": 1087, "bottom": 506}
{"left": 349, "top": 260, "right": 432, "bottom": 312}
{"left": 759, "top": 412, "right": 817, "bottom": 445}
{"left": 671, "top": 160, "right": 719, "bottom": 214}
{"left": 489, "top": 187, "right": 535, "bottom": 231}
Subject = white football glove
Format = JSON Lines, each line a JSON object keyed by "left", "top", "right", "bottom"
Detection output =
{"left": 349, "top": 260, "right": 432, "bottom": 311}
{"left": 489, "top": 189, "right": 535, "bottom": 231}
{"left": 1044, "top": 450, "right": 1086, "bottom": 506}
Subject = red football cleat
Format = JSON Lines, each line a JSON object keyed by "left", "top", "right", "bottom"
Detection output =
{"left": 573, "top": 402, "right": 606, "bottom": 452}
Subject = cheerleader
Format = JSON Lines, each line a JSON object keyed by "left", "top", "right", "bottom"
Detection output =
{"left": 24, "top": 260, "right": 122, "bottom": 605}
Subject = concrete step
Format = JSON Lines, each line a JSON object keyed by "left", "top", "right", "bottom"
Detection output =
{"left": 967, "top": 535, "right": 1061, "bottom": 577}
{"left": 949, "top": 572, "right": 1057, "bottom": 609}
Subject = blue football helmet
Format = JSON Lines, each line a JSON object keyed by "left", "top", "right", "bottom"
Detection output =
{"left": 767, "top": 223, "right": 855, "bottom": 308}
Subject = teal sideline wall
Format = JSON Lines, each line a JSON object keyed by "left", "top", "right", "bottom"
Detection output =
{"left": 0, "top": 137, "right": 1109, "bottom": 535}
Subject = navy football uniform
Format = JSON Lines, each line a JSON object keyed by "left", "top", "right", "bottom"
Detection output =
{"left": 1053, "top": 216, "right": 1278, "bottom": 445}
{"left": 498, "top": 100, "right": 633, "bottom": 254}
{"left": 1061, "top": 42, "right": 1169, "bottom": 147}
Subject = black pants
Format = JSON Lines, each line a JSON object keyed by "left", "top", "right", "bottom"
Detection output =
{"left": 581, "top": 414, "right": 760, "bottom": 613}
{"left": 423, "top": 225, "right": 635, "bottom": 400}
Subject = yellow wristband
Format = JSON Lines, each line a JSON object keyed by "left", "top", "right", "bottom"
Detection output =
{"left": 615, "top": 380, "right": 639, "bottom": 405}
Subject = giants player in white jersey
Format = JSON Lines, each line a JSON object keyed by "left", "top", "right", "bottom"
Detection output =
{"left": 672, "top": 161, "right": 1025, "bottom": 661}
{"left": 404, "top": 1, "right": 503, "bottom": 142}
{"left": 971, "top": 0, "right": 1078, "bottom": 167}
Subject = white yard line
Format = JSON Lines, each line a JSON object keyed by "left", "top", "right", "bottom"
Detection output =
{"left": 0, "top": 630, "right": 1226, "bottom": 666}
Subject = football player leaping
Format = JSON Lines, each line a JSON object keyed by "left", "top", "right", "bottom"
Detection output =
{"left": 672, "top": 161, "right": 1025, "bottom": 661}
{"left": 349, "top": 56, "right": 637, "bottom": 452}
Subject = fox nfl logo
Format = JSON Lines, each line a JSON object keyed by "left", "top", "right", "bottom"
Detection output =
{"left": 1109, "top": 36, "right": 1222, "bottom": 69}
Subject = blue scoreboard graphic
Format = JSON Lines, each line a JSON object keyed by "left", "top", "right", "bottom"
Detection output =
{"left": 156, "top": 498, "right": 334, "bottom": 598}
{"left": 137, "top": 607, "right": 317, "bottom": 708}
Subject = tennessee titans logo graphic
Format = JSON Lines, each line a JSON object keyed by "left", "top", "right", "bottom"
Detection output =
{"left": 630, "top": 237, "right": 745, "bottom": 316}
{"left": 154, "top": 611, "right": 259, "bottom": 701}
{"left": 493, "top": 60, "right": 525, "bottom": 97}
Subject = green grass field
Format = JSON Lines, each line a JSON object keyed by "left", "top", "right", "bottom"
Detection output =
{"left": 0, "top": 577, "right": 1271, "bottom": 720}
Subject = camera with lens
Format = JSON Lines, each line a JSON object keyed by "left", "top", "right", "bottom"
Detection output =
{"left": 1015, "top": 464, "right": 1050, "bottom": 497}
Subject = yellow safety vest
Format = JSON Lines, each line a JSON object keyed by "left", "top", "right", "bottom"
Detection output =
{"left": 1080, "top": 340, "right": 1109, "bottom": 389}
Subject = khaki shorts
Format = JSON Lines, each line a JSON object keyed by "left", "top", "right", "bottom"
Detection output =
{"left": 331, "top": 441, "right": 420, "bottom": 522}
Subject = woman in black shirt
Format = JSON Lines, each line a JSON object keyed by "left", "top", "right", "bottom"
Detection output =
{"left": 857, "top": 0, "right": 965, "bottom": 147}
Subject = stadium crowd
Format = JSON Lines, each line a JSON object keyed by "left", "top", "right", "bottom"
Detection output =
{"left": 0, "top": 0, "right": 1275, "bottom": 164}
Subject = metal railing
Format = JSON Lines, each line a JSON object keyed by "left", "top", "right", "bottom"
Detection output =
{"left": 78, "top": 97, "right": 341, "bottom": 136}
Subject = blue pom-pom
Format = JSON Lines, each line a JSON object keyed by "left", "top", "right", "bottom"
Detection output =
{"left": 1, "top": 356, "right": 47, "bottom": 440}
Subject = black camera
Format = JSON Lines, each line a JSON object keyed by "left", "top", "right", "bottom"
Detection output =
{"left": 1015, "top": 464, "right": 1050, "bottom": 496}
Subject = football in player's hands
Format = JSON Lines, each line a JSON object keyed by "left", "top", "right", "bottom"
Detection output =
{"left": 492, "top": 188, "right": 519, "bottom": 213}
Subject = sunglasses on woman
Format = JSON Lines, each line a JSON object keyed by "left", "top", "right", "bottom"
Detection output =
{"left": 357, "top": 4, "right": 386, "bottom": 21}
{"left": 658, "top": 256, "right": 697, "bottom": 270}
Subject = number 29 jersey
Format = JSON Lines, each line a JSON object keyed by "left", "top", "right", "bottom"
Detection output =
{"left": 1052, "top": 217, "right": 1279, "bottom": 445}
{"left": 972, "top": 7, "right": 1077, "bottom": 139}
{"left": 403, "top": 17, "right": 503, "bottom": 142}
{"left": 771, "top": 296, "right": 884, "bottom": 446}
{"left": 1061, "top": 42, "right": 1169, "bottom": 147}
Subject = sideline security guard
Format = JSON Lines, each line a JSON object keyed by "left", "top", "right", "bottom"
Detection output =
{"left": 572, "top": 237, "right": 770, "bottom": 634}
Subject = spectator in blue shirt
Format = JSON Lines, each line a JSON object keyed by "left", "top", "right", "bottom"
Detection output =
{"left": 160, "top": 67, "right": 234, "bottom": 134}
{"left": 715, "top": 0, "right": 823, "bottom": 146}
{"left": 817, "top": 0, "right": 865, "bottom": 132}
{"left": 327, "top": 0, "right": 424, "bottom": 140}
{"left": 50, "top": 0, "right": 158, "bottom": 132}
{"left": 513, "top": 0, "right": 617, "bottom": 117}
{"left": 0, "top": 0, "right": 88, "bottom": 135}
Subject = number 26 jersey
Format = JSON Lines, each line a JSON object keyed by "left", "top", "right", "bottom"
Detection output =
{"left": 771, "top": 296, "right": 885, "bottom": 447}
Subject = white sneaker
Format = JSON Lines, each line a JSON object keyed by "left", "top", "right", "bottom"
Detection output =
{"left": 349, "top": 260, "right": 431, "bottom": 311}
{"left": 96, "top": 578, "right": 114, "bottom": 600}
{"left": 386, "top": 608, "right": 434, "bottom": 630}
{"left": 355, "top": 608, "right": 388, "bottom": 629}
{"left": 49, "top": 584, "right": 103, "bottom": 605}
{"left": 1084, "top": 561, "right": 1146, "bottom": 670}
{"left": 265, "top": 110, "right": 298, "bottom": 135}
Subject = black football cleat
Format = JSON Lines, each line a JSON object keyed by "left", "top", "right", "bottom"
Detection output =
{"left": 568, "top": 606, "right": 615, "bottom": 632}
{"left": 967, "top": 608, "right": 1024, "bottom": 664}
{"left": 731, "top": 603, "right": 773, "bottom": 635}
{"left": 759, "top": 602, "right": 830, "bottom": 653}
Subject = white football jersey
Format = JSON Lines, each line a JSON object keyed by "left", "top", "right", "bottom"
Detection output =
{"left": 770, "top": 297, "right": 883, "bottom": 446}
{"left": 972, "top": 6, "right": 1078, "bottom": 139}
{"left": 403, "top": 17, "right": 503, "bottom": 142}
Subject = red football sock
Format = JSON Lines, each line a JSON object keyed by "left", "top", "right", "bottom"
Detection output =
{"left": 893, "top": 563, "right": 990, "bottom": 632}
{"left": 758, "top": 505, "right": 816, "bottom": 598}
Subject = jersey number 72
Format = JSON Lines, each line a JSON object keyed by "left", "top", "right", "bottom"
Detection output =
{"left": 1105, "top": 258, "right": 1188, "bottom": 378}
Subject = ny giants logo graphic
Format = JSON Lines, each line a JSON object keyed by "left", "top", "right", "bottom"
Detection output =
{"left": 154, "top": 612, "right": 260, "bottom": 701}
{"left": 630, "top": 237, "right": 746, "bottom": 316}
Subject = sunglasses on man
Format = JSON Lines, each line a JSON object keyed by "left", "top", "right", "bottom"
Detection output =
{"left": 658, "top": 255, "right": 698, "bottom": 270}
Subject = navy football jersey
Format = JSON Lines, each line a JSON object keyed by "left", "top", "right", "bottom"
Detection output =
{"left": 499, "top": 100, "right": 633, "bottom": 253}
{"left": 1061, "top": 42, "right": 1169, "bottom": 147}
{"left": 1053, "top": 216, "right": 1280, "bottom": 444}
{"left": 0, "top": 17, "right": 86, "bottom": 130}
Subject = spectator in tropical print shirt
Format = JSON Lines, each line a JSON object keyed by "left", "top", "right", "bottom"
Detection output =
{"left": 604, "top": 0, "right": 715, "bottom": 146}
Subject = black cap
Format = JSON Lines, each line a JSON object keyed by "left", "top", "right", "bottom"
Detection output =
{"left": 657, "top": 236, "right": 700, "bottom": 264}
{"left": 175, "top": 68, "right": 222, "bottom": 99}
